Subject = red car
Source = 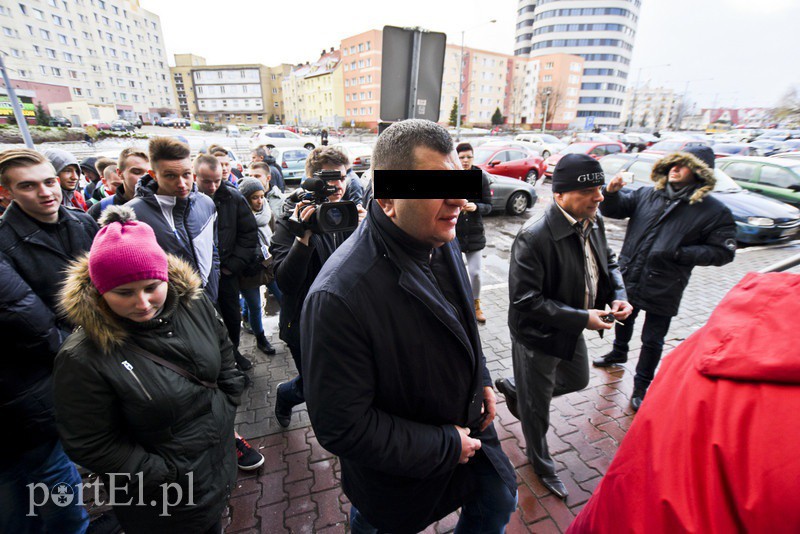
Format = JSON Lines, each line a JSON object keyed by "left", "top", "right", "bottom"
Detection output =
{"left": 543, "top": 141, "right": 626, "bottom": 177}
{"left": 473, "top": 145, "right": 546, "bottom": 185}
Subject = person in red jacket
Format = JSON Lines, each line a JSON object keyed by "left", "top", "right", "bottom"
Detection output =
{"left": 568, "top": 271, "right": 800, "bottom": 534}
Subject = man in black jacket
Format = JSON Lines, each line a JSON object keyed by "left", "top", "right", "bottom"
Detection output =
{"left": 302, "top": 119, "right": 516, "bottom": 533}
{"left": 503, "top": 153, "right": 631, "bottom": 499}
{"left": 455, "top": 142, "right": 493, "bottom": 323}
{"left": 251, "top": 146, "right": 285, "bottom": 192}
{"left": 194, "top": 154, "right": 262, "bottom": 369}
{"left": 0, "top": 148, "right": 95, "bottom": 533}
{"left": 88, "top": 147, "right": 150, "bottom": 220}
{"left": 593, "top": 146, "right": 736, "bottom": 411}
{"left": 269, "top": 146, "right": 357, "bottom": 428}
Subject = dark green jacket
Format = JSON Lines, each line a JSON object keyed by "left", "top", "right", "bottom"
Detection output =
{"left": 53, "top": 255, "right": 246, "bottom": 533}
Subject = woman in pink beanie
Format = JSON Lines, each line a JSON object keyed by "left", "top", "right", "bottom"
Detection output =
{"left": 52, "top": 205, "right": 246, "bottom": 534}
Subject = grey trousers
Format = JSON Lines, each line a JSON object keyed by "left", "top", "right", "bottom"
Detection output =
{"left": 511, "top": 335, "right": 589, "bottom": 476}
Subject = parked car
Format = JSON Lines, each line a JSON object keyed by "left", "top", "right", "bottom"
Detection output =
{"left": 716, "top": 157, "right": 800, "bottom": 207}
{"left": 131, "top": 117, "right": 143, "bottom": 129}
{"left": 599, "top": 153, "right": 800, "bottom": 244}
{"left": 621, "top": 133, "right": 659, "bottom": 153}
{"left": 774, "top": 139, "right": 800, "bottom": 154}
{"left": 267, "top": 147, "right": 310, "bottom": 183}
{"left": 712, "top": 143, "right": 759, "bottom": 158}
{"left": 83, "top": 120, "right": 111, "bottom": 131}
{"left": 225, "top": 125, "right": 241, "bottom": 137}
{"left": 472, "top": 145, "right": 546, "bottom": 184}
{"left": 770, "top": 152, "right": 800, "bottom": 161}
{"left": 330, "top": 142, "right": 372, "bottom": 175}
{"left": 110, "top": 119, "right": 134, "bottom": 132}
{"left": 172, "top": 118, "right": 190, "bottom": 128}
{"left": 513, "top": 133, "right": 566, "bottom": 159}
{"left": 49, "top": 117, "right": 72, "bottom": 127}
{"left": 154, "top": 117, "right": 173, "bottom": 127}
{"left": 488, "top": 173, "right": 538, "bottom": 216}
{"left": 250, "top": 128, "right": 316, "bottom": 151}
{"left": 543, "top": 141, "right": 626, "bottom": 177}
{"left": 643, "top": 138, "right": 711, "bottom": 155}
{"left": 749, "top": 140, "right": 782, "bottom": 157}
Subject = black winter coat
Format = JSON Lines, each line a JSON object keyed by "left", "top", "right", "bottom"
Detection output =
{"left": 508, "top": 203, "right": 627, "bottom": 360}
{"left": 269, "top": 212, "right": 352, "bottom": 348}
{"left": 127, "top": 176, "right": 220, "bottom": 302}
{"left": 455, "top": 169, "right": 493, "bottom": 252}
{"left": 264, "top": 155, "right": 286, "bottom": 192}
{"left": 54, "top": 256, "right": 245, "bottom": 533}
{"left": 0, "top": 255, "right": 63, "bottom": 466}
{"left": 301, "top": 205, "right": 515, "bottom": 533}
{"left": 212, "top": 182, "right": 258, "bottom": 276}
{"left": 600, "top": 152, "right": 736, "bottom": 317}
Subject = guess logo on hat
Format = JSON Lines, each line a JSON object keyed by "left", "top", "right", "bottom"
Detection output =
{"left": 577, "top": 172, "right": 605, "bottom": 183}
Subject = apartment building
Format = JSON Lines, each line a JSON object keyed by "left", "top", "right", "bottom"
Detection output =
{"left": 515, "top": 0, "right": 641, "bottom": 128}
{"left": 170, "top": 54, "right": 290, "bottom": 125}
{"left": 620, "top": 83, "right": 678, "bottom": 131}
{"left": 0, "top": 0, "right": 174, "bottom": 124}
{"left": 341, "top": 29, "right": 382, "bottom": 128}
{"left": 281, "top": 49, "right": 344, "bottom": 128}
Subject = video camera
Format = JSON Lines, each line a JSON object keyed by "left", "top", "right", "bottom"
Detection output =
{"left": 287, "top": 170, "right": 359, "bottom": 235}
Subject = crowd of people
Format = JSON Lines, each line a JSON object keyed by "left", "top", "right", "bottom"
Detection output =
{"left": 2, "top": 117, "right": 771, "bottom": 533}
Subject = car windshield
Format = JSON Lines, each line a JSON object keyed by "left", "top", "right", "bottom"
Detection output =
{"left": 713, "top": 169, "right": 742, "bottom": 192}
{"left": 473, "top": 148, "right": 497, "bottom": 165}
{"left": 649, "top": 140, "right": 685, "bottom": 152}
{"left": 560, "top": 143, "right": 594, "bottom": 154}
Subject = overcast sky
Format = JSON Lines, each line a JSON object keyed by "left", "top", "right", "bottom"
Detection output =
{"left": 140, "top": 0, "right": 799, "bottom": 110}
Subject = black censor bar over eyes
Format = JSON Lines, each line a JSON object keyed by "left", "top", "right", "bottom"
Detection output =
{"left": 374, "top": 169, "right": 482, "bottom": 199}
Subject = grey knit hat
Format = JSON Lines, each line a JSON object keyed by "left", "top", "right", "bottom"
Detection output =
{"left": 238, "top": 177, "right": 264, "bottom": 199}
{"left": 43, "top": 148, "right": 81, "bottom": 175}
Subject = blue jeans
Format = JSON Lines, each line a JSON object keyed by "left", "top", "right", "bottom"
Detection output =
{"left": 0, "top": 441, "right": 89, "bottom": 534}
{"left": 349, "top": 451, "right": 517, "bottom": 534}
{"left": 240, "top": 287, "right": 264, "bottom": 335}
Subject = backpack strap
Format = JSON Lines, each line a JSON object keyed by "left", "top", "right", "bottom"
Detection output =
{"left": 127, "top": 344, "right": 218, "bottom": 390}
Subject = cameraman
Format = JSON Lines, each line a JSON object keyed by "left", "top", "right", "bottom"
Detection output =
{"left": 269, "top": 147, "right": 365, "bottom": 428}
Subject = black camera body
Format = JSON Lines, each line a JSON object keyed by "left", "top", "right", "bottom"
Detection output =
{"left": 288, "top": 171, "right": 359, "bottom": 235}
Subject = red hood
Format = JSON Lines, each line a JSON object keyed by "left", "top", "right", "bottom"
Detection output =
{"left": 695, "top": 272, "right": 800, "bottom": 384}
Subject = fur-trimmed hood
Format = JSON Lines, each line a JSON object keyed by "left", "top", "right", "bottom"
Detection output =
{"left": 651, "top": 152, "right": 716, "bottom": 204}
{"left": 59, "top": 254, "right": 203, "bottom": 353}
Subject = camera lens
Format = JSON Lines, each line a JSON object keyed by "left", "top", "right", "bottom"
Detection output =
{"left": 325, "top": 206, "right": 344, "bottom": 226}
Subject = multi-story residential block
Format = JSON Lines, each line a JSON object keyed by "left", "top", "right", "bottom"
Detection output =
{"left": 281, "top": 48, "right": 343, "bottom": 128}
{"left": 169, "top": 54, "right": 290, "bottom": 126}
{"left": 620, "top": 83, "right": 677, "bottom": 131}
{"left": 0, "top": 0, "right": 174, "bottom": 124}
{"left": 515, "top": 0, "right": 641, "bottom": 129}
{"left": 341, "top": 29, "right": 381, "bottom": 128}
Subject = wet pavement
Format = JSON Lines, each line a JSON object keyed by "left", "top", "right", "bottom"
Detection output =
{"left": 226, "top": 182, "right": 799, "bottom": 533}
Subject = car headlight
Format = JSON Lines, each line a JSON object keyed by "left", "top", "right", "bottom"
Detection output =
{"left": 747, "top": 217, "right": 775, "bottom": 227}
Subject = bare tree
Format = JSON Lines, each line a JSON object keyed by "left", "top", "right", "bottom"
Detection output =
{"left": 770, "top": 86, "right": 800, "bottom": 125}
{"left": 536, "top": 84, "right": 564, "bottom": 128}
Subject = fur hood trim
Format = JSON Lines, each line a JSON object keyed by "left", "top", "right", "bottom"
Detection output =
{"left": 59, "top": 254, "right": 203, "bottom": 353}
{"left": 651, "top": 152, "right": 715, "bottom": 204}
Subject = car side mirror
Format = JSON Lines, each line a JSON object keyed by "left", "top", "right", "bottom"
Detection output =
{"left": 490, "top": 160, "right": 501, "bottom": 167}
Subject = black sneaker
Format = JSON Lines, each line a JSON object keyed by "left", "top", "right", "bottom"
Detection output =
{"left": 275, "top": 382, "right": 293, "bottom": 428}
{"left": 234, "top": 350, "right": 253, "bottom": 371}
{"left": 235, "top": 437, "right": 265, "bottom": 470}
{"left": 630, "top": 388, "right": 646, "bottom": 412}
{"left": 592, "top": 351, "right": 628, "bottom": 368}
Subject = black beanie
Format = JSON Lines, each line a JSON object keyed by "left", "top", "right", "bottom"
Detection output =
{"left": 552, "top": 154, "right": 605, "bottom": 193}
{"left": 682, "top": 145, "right": 715, "bottom": 170}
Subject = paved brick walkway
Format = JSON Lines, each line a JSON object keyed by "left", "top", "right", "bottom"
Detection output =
{"left": 227, "top": 240, "right": 799, "bottom": 533}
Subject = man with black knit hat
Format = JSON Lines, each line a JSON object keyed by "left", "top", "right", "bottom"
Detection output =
{"left": 593, "top": 146, "right": 736, "bottom": 411}
{"left": 501, "top": 153, "right": 631, "bottom": 499}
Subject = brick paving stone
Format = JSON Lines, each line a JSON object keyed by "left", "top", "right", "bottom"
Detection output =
{"left": 285, "top": 495, "right": 316, "bottom": 518}
{"left": 227, "top": 491, "right": 260, "bottom": 532}
{"left": 501, "top": 438, "right": 530, "bottom": 469}
{"left": 538, "top": 495, "right": 575, "bottom": 532}
{"left": 506, "top": 510, "right": 530, "bottom": 534}
{"left": 517, "top": 484, "right": 548, "bottom": 524}
{"left": 284, "top": 451, "right": 314, "bottom": 484}
{"left": 261, "top": 444, "right": 285, "bottom": 474}
{"left": 285, "top": 478, "right": 313, "bottom": 500}
{"left": 310, "top": 459, "right": 338, "bottom": 493}
{"left": 311, "top": 488, "right": 348, "bottom": 530}
{"left": 256, "top": 501, "right": 288, "bottom": 533}
{"left": 557, "top": 450, "right": 601, "bottom": 483}
{"left": 285, "top": 513, "right": 317, "bottom": 534}
{"left": 256, "top": 470, "right": 287, "bottom": 508}
{"left": 528, "top": 517, "right": 562, "bottom": 534}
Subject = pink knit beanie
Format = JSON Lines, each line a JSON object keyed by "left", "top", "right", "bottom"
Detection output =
{"left": 89, "top": 206, "right": 168, "bottom": 294}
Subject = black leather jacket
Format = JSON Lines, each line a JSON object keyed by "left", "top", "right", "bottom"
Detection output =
{"left": 508, "top": 202, "right": 626, "bottom": 360}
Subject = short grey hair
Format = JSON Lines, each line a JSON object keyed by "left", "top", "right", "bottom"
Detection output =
{"left": 372, "top": 119, "right": 453, "bottom": 171}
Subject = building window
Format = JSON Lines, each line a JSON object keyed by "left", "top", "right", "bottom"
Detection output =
{"left": 32, "top": 8, "right": 44, "bottom": 20}
{"left": 52, "top": 14, "right": 63, "bottom": 25}
{"left": 46, "top": 48, "right": 56, "bottom": 59}
{"left": 40, "top": 28, "right": 51, "bottom": 40}
{"left": 51, "top": 67, "right": 61, "bottom": 76}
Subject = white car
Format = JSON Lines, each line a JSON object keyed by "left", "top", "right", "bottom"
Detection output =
{"left": 330, "top": 142, "right": 373, "bottom": 174}
{"left": 249, "top": 128, "right": 316, "bottom": 151}
{"left": 513, "top": 133, "right": 566, "bottom": 159}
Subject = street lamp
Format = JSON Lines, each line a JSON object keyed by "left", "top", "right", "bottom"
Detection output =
{"left": 456, "top": 19, "right": 496, "bottom": 141}
{"left": 541, "top": 87, "right": 552, "bottom": 133}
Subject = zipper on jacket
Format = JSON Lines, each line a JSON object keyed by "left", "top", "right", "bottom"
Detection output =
{"left": 121, "top": 361, "right": 153, "bottom": 401}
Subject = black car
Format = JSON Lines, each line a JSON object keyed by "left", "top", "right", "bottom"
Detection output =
{"left": 48, "top": 117, "right": 72, "bottom": 127}
{"left": 599, "top": 153, "right": 800, "bottom": 245}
